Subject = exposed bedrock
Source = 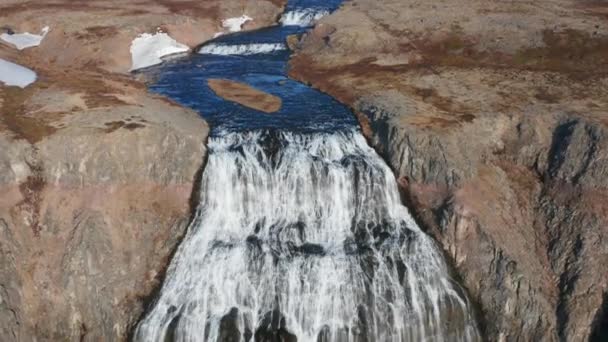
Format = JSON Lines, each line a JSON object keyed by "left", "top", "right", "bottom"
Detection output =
{"left": 357, "top": 103, "right": 608, "bottom": 342}
{"left": 0, "top": 89, "right": 209, "bottom": 340}
{"left": 0, "top": 1, "right": 288, "bottom": 340}
{"left": 289, "top": 0, "right": 608, "bottom": 340}
{"left": 0, "top": 0, "right": 286, "bottom": 73}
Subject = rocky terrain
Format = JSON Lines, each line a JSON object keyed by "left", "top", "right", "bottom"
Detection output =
{"left": 0, "top": 0, "right": 285, "bottom": 340}
{"left": 0, "top": 0, "right": 285, "bottom": 73}
{"left": 208, "top": 79, "right": 282, "bottom": 113}
{"left": 290, "top": 0, "right": 608, "bottom": 340}
{"left": 2, "top": 0, "right": 607, "bottom": 340}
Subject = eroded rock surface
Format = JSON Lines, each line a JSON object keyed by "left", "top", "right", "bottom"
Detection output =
{"left": 290, "top": 0, "right": 608, "bottom": 340}
{"left": 0, "top": 75, "right": 209, "bottom": 341}
{"left": 208, "top": 78, "right": 282, "bottom": 113}
{"left": 0, "top": 0, "right": 286, "bottom": 73}
{"left": 0, "top": 0, "right": 286, "bottom": 340}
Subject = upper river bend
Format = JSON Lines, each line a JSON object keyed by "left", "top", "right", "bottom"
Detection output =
{"left": 134, "top": 1, "right": 481, "bottom": 341}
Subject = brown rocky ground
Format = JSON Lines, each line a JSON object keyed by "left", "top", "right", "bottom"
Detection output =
{"left": 0, "top": 0, "right": 286, "bottom": 73}
{"left": 290, "top": 0, "right": 608, "bottom": 341}
{"left": 0, "top": 0, "right": 285, "bottom": 340}
{"left": 208, "top": 78, "right": 282, "bottom": 113}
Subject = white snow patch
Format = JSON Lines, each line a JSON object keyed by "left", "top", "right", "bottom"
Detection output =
{"left": 0, "top": 58, "right": 36, "bottom": 88}
{"left": 130, "top": 31, "right": 190, "bottom": 71}
{"left": 0, "top": 26, "right": 50, "bottom": 50}
{"left": 281, "top": 9, "right": 329, "bottom": 27}
{"left": 222, "top": 15, "right": 252, "bottom": 33}
{"left": 198, "top": 43, "right": 286, "bottom": 55}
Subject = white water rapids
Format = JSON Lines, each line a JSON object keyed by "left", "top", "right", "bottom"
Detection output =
{"left": 135, "top": 129, "right": 480, "bottom": 342}
{"left": 280, "top": 9, "right": 329, "bottom": 27}
{"left": 199, "top": 43, "right": 286, "bottom": 56}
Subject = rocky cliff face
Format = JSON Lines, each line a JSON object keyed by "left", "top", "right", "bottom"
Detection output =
{"left": 290, "top": 0, "right": 608, "bottom": 340}
{"left": 0, "top": 0, "right": 285, "bottom": 340}
{"left": 357, "top": 100, "right": 608, "bottom": 342}
{"left": 0, "top": 80, "right": 209, "bottom": 341}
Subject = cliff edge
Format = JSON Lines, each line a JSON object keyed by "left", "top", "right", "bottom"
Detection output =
{"left": 290, "top": 0, "right": 608, "bottom": 340}
{"left": 0, "top": 0, "right": 285, "bottom": 340}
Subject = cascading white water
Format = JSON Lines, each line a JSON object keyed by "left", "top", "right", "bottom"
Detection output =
{"left": 198, "top": 43, "right": 286, "bottom": 56}
{"left": 135, "top": 129, "right": 480, "bottom": 342}
{"left": 280, "top": 9, "right": 329, "bottom": 27}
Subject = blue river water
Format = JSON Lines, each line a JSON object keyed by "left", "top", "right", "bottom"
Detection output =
{"left": 141, "top": 0, "right": 353, "bottom": 135}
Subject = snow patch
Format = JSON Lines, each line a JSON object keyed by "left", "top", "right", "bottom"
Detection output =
{"left": 222, "top": 15, "right": 252, "bottom": 33}
{"left": 0, "top": 58, "right": 37, "bottom": 88}
{"left": 281, "top": 9, "right": 329, "bottom": 27}
{"left": 130, "top": 31, "right": 190, "bottom": 71}
{"left": 198, "top": 43, "right": 286, "bottom": 55}
{"left": 0, "top": 26, "right": 50, "bottom": 50}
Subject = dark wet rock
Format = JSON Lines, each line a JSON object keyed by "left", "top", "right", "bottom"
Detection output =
{"left": 254, "top": 309, "right": 297, "bottom": 342}
{"left": 354, "top": 306, "right": 370, "bottom": 342}
{"left": 246, "top": 235, "right": 265, "bottom": 261}
{"left": 281, "top": 241, "right": 325, "bottom": 257}
{"left": 258, "top": 130, "right": 287, "bottom": 166}
{"left": 297, "top": 243, "right": 325, "bottom": 256}
{"left": 247, "top": 234, "right": 263, "bottom": 247}
{"left": 219, "top": 308, "right": 242, "bottom": 342}
{"left": 316, "top": 325, "right": 358, "bottom": 342}
{"left": 590, "top": 293, "right": 608, "bottom": 341}
{"left": 290, "top": 221, "right": 306, "bottom": 241}
{"left": 212, "top": 240, "right": 236, "bottom": 250}
{"left": 317, "top": 326, "right": 330, "bottom": 342}
{"left": 163, "top": 306, "right": 184, "bottom": 342}
{"left": 352, "top": 221, "right": 372, "bottom": 245}
{"left": 343, "top": 238, "right": 360, "bottom": 255}
{"left": 254, "top": 220, "right": 266, "bottom": 234}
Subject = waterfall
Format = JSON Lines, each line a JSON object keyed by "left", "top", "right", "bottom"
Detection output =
{"left": 135, "top": 129, "right": 480, "bottom": 342}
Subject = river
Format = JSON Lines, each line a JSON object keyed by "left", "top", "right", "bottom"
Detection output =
{"left": 134, "top": 1, "right": 480, "bottom": 341}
